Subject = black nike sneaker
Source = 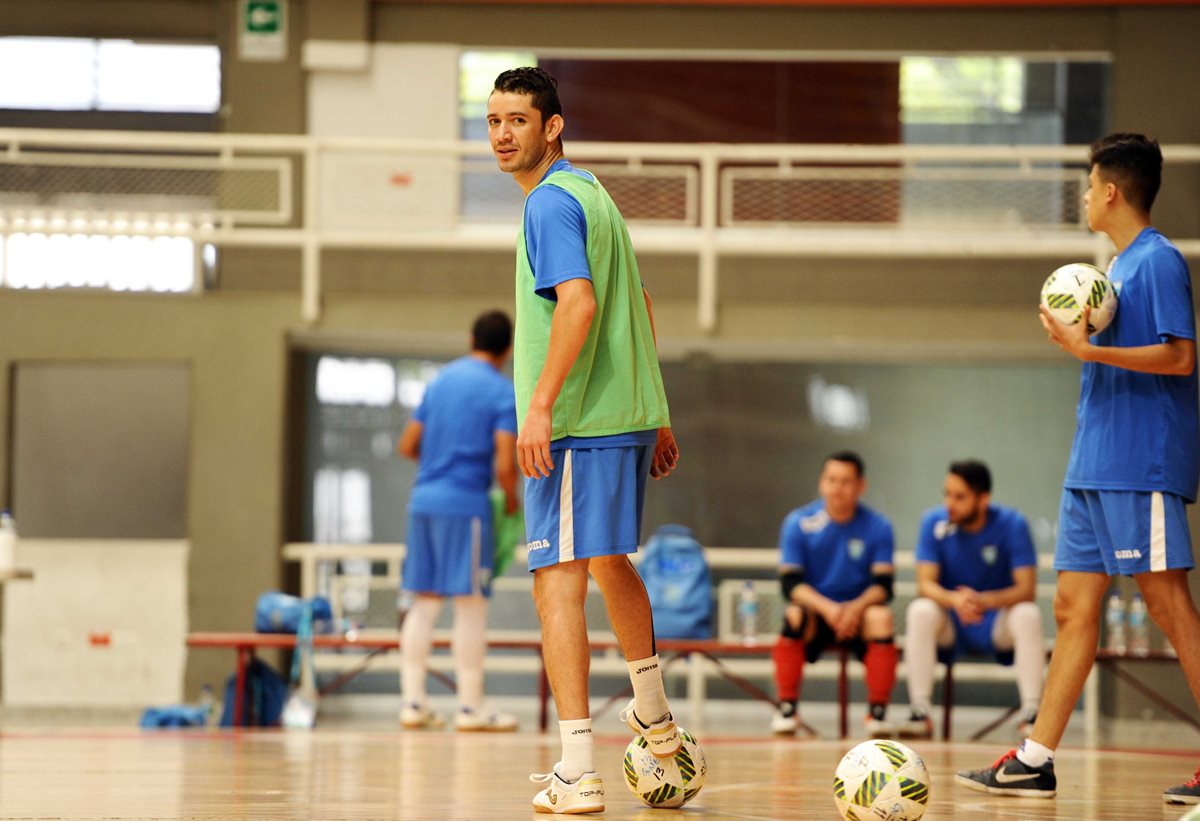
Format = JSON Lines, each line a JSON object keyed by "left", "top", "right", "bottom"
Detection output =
{"left": 1163, "top": 764, "right": 1200, "bottom": 804}
{"left": 955, "top": 749, "right": 1056, "bottom": 798}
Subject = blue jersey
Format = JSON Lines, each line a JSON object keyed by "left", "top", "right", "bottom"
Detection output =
{"left": 409, "top": 356, "right": 517, "bottom": 517}
{"left": 914, "top": 504, "right": 1037, "bottom": 593}
{"left": 778, "top": 500, "right": 894, "bottom": 603}
{"left": 522, "top": 158, "right": 653, "bottom": 452}
{"left": 1064, "top": 228, "right": 1199, "bottom": 501}
{"left": 524, "top": 158, "right": 593, "bottom": 303}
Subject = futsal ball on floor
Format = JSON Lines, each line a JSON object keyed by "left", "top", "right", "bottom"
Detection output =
{"left": 833, "top": 738, "right": 929, "bottom": 821}
{"left": 1040, "top": 262, "right": 1118, "bottom": 335}
{"left": 623, "top": 727, "right": 707, "bottom": 808}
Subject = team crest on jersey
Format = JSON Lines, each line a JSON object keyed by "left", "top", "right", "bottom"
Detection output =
{"left": 847, "top": 538, "right": 865, "bottom": 561}
{"left": 980, "top": 545, "right": 998, "bottom": 566}
{"left": 800, "top": 509, "right": 831, "bottom": 534}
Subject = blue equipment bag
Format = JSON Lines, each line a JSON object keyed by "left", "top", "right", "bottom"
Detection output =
{"left": 640, "top": 524, "right": 713, "bottom": 639}
{"left": 139, "top": 705, "right": 208, "bottom": 728}
{"left": 218, "top": 657, "right": 288, "bottom": 727}
{"left": 254, "top": 591, "right": 333, "bottom": 633}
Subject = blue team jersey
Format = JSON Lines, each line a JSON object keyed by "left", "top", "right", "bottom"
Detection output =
{"left": 524, "top": 158, "right": 593, "bottom": 303}
{"left": 409, "top": 356, "right": 517, "bottom": 517}
{"left": 523, "top": 158, "right": 652, "bottom": 452}
{"left": 914, "top": 504, "right": 1037, "bottom": 592}
{"left": 778, "top": 500, "right": 894, "bottom": 603}
{"left": 1064, "top": 228, "right": 1199, "bottom": 501}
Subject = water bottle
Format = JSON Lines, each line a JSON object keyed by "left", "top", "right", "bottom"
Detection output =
{"left": 199, "top": 684, "right": 216, "bottom": 726}
{"left": 0, "top": 510, "right": 16, "bottom": 572}
{"left": 1128, "top": 592, "right": 1150, "bottom": 656}
{"left": 1105, "top": 591, "right": 1127, "bottom": 654}
{"left": 739, "top": 581, "right": 759, "bottom": 645}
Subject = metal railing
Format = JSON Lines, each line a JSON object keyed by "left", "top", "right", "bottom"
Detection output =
{"left": 3, "top": 128, "right": 1199, "bottom": 331}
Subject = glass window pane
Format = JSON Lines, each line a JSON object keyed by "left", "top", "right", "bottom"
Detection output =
{"left": 901, "top": 56, "right": 1025, "bottom": 124}
{"left": 97, "top": 40, "right": 220, "bottom": 113}
{"left": 0, "top": 233, "right": 194, "bottom": 293}
{"left": 0, "top": 38, "right": 96, "bottom": 110}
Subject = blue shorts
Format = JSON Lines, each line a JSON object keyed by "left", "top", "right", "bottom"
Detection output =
{"left": 403, "top": 512, "right": 493, "bottom": 596}
{"left": 523, "top": 444, "right": 652, "bottom": 571}
{"left": 937, "top": 609, "right": 1014, "bottom": 666}
{"left": 1055, "top": 488, "right": 1194, "bottom": 576}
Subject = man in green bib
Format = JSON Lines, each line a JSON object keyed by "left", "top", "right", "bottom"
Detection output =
{"left": 489, "top": 66, "right": 683, "bottom": 815}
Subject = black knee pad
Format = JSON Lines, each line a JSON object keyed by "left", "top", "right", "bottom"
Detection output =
{"left": 781, "top": 608, "right": 807, "bottom": 640}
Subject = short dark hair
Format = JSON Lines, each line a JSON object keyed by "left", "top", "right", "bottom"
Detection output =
{"left": 825, "top": 451, "right": 865, "bottom": 478}
{"left": 1089, "top": 132, "right": 1162, "bottom": 213}
{"left": 949, "top": 459, "right": 992, "bottom": 495}
{"left": 471, "top": 310, "right": 512, "bottom": 356}
{"left": 492, "top": 66, "right": 562, "bottom": 125}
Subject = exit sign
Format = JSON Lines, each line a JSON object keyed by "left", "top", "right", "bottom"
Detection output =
{"left": 239, "top": 0, "right": 287, "bottom": 62}
{"left": 246, "top": 1, "right": 282, "bottom": 33}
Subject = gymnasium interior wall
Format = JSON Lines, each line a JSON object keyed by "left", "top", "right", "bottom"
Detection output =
{"left": 0, "top": 0, "right": 1198, "bottom": 714}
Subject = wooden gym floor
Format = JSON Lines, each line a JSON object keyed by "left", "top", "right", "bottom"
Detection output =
{"left": 0, "top": 725, "right": 1197, "bottom": 820}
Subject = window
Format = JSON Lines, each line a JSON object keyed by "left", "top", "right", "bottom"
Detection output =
{"left": 900, "top": 55, "right": 1110, "bottom": 144}
{"left": 0, "top": 37, "right": 220, "bottom": 114}
{"left": 901, "top": 57, "right": 1025, "bottom": 124}
{"left": 0, "top": 231, "right": 195, "bottom": 293}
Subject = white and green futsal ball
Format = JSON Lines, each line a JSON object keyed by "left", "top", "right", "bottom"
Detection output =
{"left": 623, "top": 727, "right": 706, "bottom": 808}
{"left": 1040, "top": 262, "right": 1118, "bottom": 335}
{"left": 833, "top": 739, "right": 930, "bottom": 821}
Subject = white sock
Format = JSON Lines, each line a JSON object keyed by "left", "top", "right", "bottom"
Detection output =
{"left": 997, "top": 602, "right": 1047, "bottom": 717}
{"left": 628, "top": 655, "right": 670, "bottom": 723}
{"left": 904, "top": 597, "right": 947, "bottom": 717}
{"left": 452, "top": 595, "right": 488, "bottom": 711}
{"left": 1017, "top": 738, "right": 1054, "bottom": 768}
{"left": 400, "top": 595, "right": 442, "bottom": 706}
{"left": 558, "top": 718, "right": 594, "bottom": 781}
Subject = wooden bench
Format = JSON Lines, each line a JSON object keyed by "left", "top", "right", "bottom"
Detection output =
{"left": 187, "top": 632, "right": 779, "bottom": 733}
{"left": 260, "top": 543, "right": 1070, "bottom": 738}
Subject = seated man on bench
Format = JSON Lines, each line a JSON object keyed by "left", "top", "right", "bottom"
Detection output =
{"left": 900, "top": 459, "right": 1045, "bottom": 740}
{"left": 772, "top": 451, "right": 899, "bottom": 737}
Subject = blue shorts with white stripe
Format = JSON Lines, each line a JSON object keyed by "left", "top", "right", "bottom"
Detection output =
{"left": 404, "top": 512, "right": 494, "bottom": 596}
{"left": 1054, "top": 488, "right": 1194, "bottom": 576}
{"left": 523, "top": 444, "right": 653, "bottom": 571}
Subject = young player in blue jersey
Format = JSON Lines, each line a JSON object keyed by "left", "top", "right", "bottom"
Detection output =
{"left": 772, "top": 452, "right": 899, "bottom": 737}
{"left": 396, "top": 310, "right": 520, "bottom": 733}
{"left": 489, "top": 67, "right": 681, "bottom": 814}
{"left": 899, "top": 460, "right": 1044, "bottom": 740}
{"left": 958, "top": 134, "right": 1200, "bottom": 804}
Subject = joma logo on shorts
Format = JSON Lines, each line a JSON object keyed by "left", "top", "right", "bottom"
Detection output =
{"left": 1114, "top": 549, "right": 1143, "bottom": 560}
{"left": 527, "top": 539, "right": 551, "bottom": 551}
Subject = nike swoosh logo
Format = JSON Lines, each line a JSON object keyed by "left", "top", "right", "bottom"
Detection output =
{"left": 996, "top": 770, "right": 1041, "bottom": 784}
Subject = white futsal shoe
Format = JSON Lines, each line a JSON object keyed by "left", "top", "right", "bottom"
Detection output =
{"left": 530, "top": 765, "right": 605, "bottom": 814}
{"left": 399, "top": 702, "right": 445, "bottom": 730}
{"left": 619, "top": 699, "right": 681, "bottom": 758}
{"left": 771, "top": 706, "right": 799, "bottom": 736}
{"left": 454, "top": 705, "right": 518, "bottom": 732}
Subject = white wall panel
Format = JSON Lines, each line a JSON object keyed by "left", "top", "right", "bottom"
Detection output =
{"left": 3, "top": 539, "right": 188, "bottom": 707}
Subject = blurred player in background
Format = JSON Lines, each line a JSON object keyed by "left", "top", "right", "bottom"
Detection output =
{"left": 396, "top": 310, "right": 520, "bottom": 732}
{"left": 958, "top": 133, "right": 1200, "bottom": 805}
{"left": 771, "top": 451, "right": 899, "bottom": 738}
{"left": 900, "top": 460, "right": 1044, "bottom": 740}
{"left": 489, "top": 66, "right": 681, "bottom": 814}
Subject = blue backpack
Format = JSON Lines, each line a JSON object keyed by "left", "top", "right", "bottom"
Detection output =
{"left": 218, "top": 658, "right": 288, "bottom": 727}
{"left": 640, "top": 524, "right": 713, "bottom": 639}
